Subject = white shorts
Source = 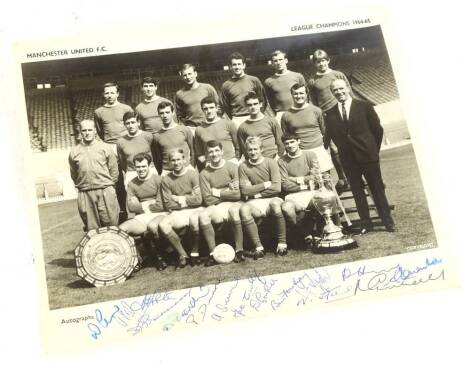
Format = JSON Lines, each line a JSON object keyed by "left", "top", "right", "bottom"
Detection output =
{"left": 124, "top": 166, "right": 159, "bottom": 187}
{"left": 285, "top": 190, "right": 314, "bottom": 210}
{"left": 305, "top": 146, "right": 334, "bottom": 172}
{"left": 245, "top": 197, "right": 282, "bottom": 216}
{"left": 205, "top": 201, "right": 242, "bottom": 221}
{"left": 232, "top": 115, "right": 249, "bottom": 130}
{"left": 134, "top": 211, "right": 168, "bottom": 226}
{"left": 275, "top": 111, "right": 285, "bottom": 125}
{"left": 168, "top": 207, "right": 203, "bottom": 228}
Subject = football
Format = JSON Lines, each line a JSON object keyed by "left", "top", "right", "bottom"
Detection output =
{"left": 212, "top": 243, "right": 235, "bottom": 264}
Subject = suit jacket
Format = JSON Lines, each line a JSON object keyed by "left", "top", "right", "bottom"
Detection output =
{"left": 323, "top": 99, "right": 383, "bottom": 164}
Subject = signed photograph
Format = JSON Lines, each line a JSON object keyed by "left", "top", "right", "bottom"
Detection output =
{"left": 12, "top": 7, "right": 457, "bottom": 352}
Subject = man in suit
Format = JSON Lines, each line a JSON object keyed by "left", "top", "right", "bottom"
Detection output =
{"left": 323, "top": 79, "right": 395, "bottom": 233}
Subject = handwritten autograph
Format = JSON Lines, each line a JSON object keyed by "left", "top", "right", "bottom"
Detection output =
{"left": 86, "top": 257, "right": 445, "bottom": 340}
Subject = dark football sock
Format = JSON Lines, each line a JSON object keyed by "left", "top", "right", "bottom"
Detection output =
{"left": 165, "top": 230, "right": 187, "bottom": 258}
{"left": 231, "top": 220, "right": 244, "bottom": 252}
{"left": 200, "top": 224, "right": 216, "bottom": 253}
{"left": 242, "top": 218, "right": 262, "bottom": 249}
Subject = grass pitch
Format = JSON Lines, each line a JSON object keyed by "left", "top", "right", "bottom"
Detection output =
{"left": 38, "top": 144, "right": 437, "bottom": 310}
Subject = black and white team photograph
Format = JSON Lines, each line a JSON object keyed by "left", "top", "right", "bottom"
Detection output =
{"left": 21, "top": 24, "right": 437, "bottom": 310}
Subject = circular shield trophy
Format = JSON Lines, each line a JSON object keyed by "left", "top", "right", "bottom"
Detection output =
{"left": 75, "top": 226, "right": 139, "bottom": 287}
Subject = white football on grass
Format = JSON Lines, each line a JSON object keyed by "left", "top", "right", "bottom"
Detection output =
{"left": 213, "top": 243, "right": 235, "bottom": 264}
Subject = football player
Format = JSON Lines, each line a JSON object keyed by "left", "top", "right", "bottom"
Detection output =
{"left": 281, "top": 83, "right": 333, "bottom": 173}
{"left": 157, "top": 148, "right": 203, "bottom": 268}
{"left": 116, "top": 111, "right": 157, "bottom": 187}
{"left": 93, "top": 82, "right": 133, "bottom": 219}
{"left": 153, "top": 101, "right": 195, "bottom": 175}
{"left": 175, "top": 64, "right": 220, "bottom": 135}
{"left": 278, "top": 135, "right": 322, "bottom": 246}
{"left": 194, "top": 97, "right": 239, "bottom": 170}
{"left": 135, "top": 76, "right": 172, "bottom": 133}
{"left": 307, "top": 49, "right": 350, "bottom": 192}
{"left": 119, "top": 153, "right": 168, "bottom": 270}
{"left": 221, "top": 52, "right": 272, "bottom": 129}
{"left": 198, "top": 140, "right": 244, "bottom": 266}
{"left": 237, "top": 91, "right": 284, "bottom": 160}
{"left": 239, "top": 136, "right": 287, "bottom": 258}
{"left": 264, "top": 50, "right": 306, "bottom": 123}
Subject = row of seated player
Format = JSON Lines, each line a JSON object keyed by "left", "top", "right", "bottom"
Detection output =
{"left": 117, "top": 138, "right": 338, "bottom": 271}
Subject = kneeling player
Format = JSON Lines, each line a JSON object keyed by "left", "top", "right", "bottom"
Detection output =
{"left": 278, "top": 135, "right": 321, "bottom": 247}
{"left": 156, "top": 148, "right": 202, "bottom": 268}
{"left": 239, "top": 136, "right": 286, "bottom": 258}
{"left": 199, "top": 140, "right": 244, "bottom": 266}
{"left": 119, "top": 153, "right": 167, "bottom": 270}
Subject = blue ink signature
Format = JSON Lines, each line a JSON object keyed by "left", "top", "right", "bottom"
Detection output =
{"left": 87, "top": 305, "right": 120, "bottom": 340}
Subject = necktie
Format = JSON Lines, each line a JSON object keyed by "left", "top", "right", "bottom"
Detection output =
{"left": 341, "top": 102, "right": 348, "bottom": 123}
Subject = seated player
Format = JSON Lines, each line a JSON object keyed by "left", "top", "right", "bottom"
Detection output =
{"left": 194, "top": 97, "right": 240, "bottom": 169}
{"left": 237, "top": 91, "right": 284, "bottom": 160}
{"left": 238, "top": 136, "right": 287, "bottom": 258}
{"left": 116, "top": 111, "right": 157, "bottom": 187}
{"left": 153, "top": 101, "right": 195, "bottom": 175}
{"left": 119, "top": 153, "right": 167, "bottom": 270}
{"left": 278, "top": 135, "right": 322, "bottom": 247}
{"left": 157, "top": 148, "right": 202, "bottom": 268}
{"left": 198, "top": 140, "right": 244, "bottom": 266}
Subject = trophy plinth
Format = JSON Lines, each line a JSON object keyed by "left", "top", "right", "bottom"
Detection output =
{"left": 312, "top": 175, "right": 357, "bottom": 253}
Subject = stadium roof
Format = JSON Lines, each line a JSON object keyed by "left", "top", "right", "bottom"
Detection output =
{"left": 22, "top": 25, "right": 385, "bottom": 80}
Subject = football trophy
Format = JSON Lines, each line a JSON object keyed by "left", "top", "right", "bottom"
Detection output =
{"left": 75, "top": 226, "right": 139, "bottom": 287}
{"left": 311, "top": 172, "right": 357, "bottom": 252}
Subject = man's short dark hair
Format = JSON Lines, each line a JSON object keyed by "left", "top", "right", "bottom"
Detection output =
{"left": 290, "top": 82, "right": 307, "bottom": 93}
{"left": 281, "top": 134, "right": 300, "bottom": 143}
{"left": 200, "top": 96, "right": 218, "bottom": 108}
{"left": 157, "top": 101, "right": 174, "bottom": 112}
{"left": 244, "top": 91, "right": 260, "bottom": 104}
{"left": 206, "top": 140, "right": 223, "bottom": 150}
{"left": 123, "top": 110, "right": 137, "bottom": 122}
{"left": 229, "top": 52, "right": 246, "bottom": 64}
{"left": 133, "top": 152, "right": 152, "bottom": 165}
{"left": 141, "top": 76, "right": 159, "bottom": 87}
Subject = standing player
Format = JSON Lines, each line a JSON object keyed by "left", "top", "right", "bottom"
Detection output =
{"left": 135, "top": 76, "right": 172, "bottom": 133}
{"left": 119, "top": 153, "right": 167, "bottom": 270}
{"left": 198, "top": 140, "right": 244, "bottom": 265}
{"left": 278, "top": 135, "right": 323, "bottom": 246}
{"left": 281, "top": 83, "right": 333, "bottom": 173}
{"left": 157, "top": 148, "right": 203, "bottom": 268}
{"left": 239, "top": 136, "right": 286, "bottom": 258}
{"left": 94, "top": 82, "right": 133, "bottom": 145}
{"left": 116, "top": 111, "right": 157, "bottom": 186}
{"left": 307, "top": 49, "right": 350, "bottom": 192}
{"left": 221, "top": 52, "right": 272, "bottom": 129}
{"left": 238, "top": 92, "right": 284, "bottom": 160}
{"left": 175, "top": 64, "right": 220, "bottom": 135}
{"left": 264, "top": 50, "right": 306, "bottom": 123}
{"left": 194, "top": 97, "right": 239, "bottom": 169}
{"left": 69, "top": 120, "right": 119, "bottom": 231}
{"left": 153, "top": 101, "right": 195, "bottom": 175}
{"left": 93, "top": 82, "right": 133, "bottom": 219}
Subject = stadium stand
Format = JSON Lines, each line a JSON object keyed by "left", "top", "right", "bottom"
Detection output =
{"left": 26, "top": 88, "right": 75, "bottom": 151}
